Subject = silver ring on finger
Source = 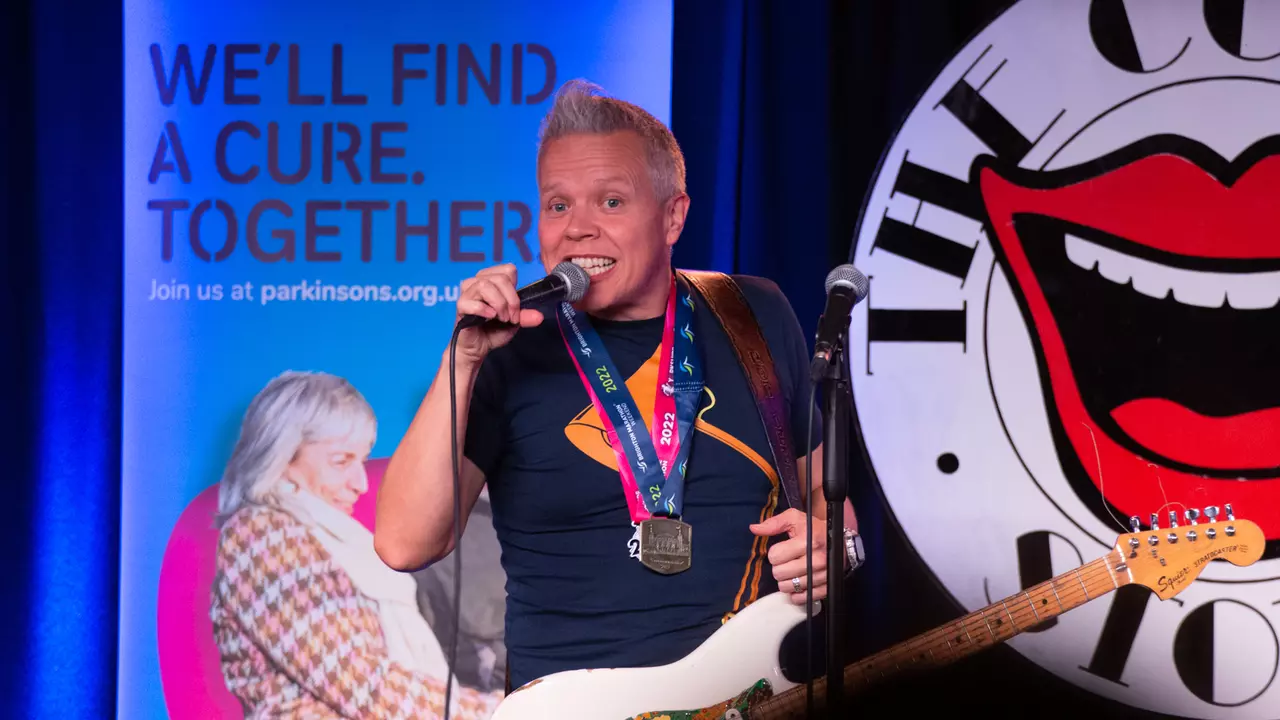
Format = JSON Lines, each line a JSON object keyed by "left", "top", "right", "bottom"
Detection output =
{"left": 791, "top": 577, "right": 802, "bottom": 593}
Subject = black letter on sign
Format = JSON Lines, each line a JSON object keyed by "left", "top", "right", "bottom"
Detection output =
{"left": 458, "top": 44, "right": 501, "bottom": 105}
{"left": 305, "top": 200, "right": 342, "bottom": 261}
{"left": 1205, "top": 0, "right": 1280, "bottom": 62}
{"left": 451, "top": 201, "right": 487, "bottom": 262}
{"left": 393, "top": 44, "right": 430, "bottom": 106}
{"left": 332, "top": 44, "right": 368, "bottom": 104}
{"left": 150, "top": 43, "right": 215, "bottom": 105}
{"left": 346, "top": 200, "right": 390, "bottom": 262}
{"left": 323, "top": 123, "right": 362, "bottom": 184}
{"left": 1174, "top": 599, "right": 1279, "bottom": 706}
{"left": 937, "top": 81, "right": 1031, "bottom": 166}
{"left": 371, "top": 123, "right": 407, "bottom": 184}
{"left": 268, "top": 122, "right": 311, "bottom": 185}
{"left": 865, "top": 296, "right": 967, "bottom": 375}
{"left": 1078, "top": 585, "right": 1150, "bottom": 687}
{"left": 149, "top": 122, "right": 191, "bottom": 183}
{"left": 189, "top": 200, "right": 237, "bottom": 262}
{"left": 216, "top": 121, "right": 260, "bottom": 184}
{"left": 867, "top": 306, "right": 967, "bottom": 346}
{"left": 247, "top": 200, "right": 294, "bottom": 262}
{"left": 397, "top": 201, "right": 439, "bottom": 262}
{"left": 495, "top": 201, "right": 534, "bottom": 263}
{"left": 224, "top": 44, "right": 260, "bottom": 105}
{"left": 523, "top": 44, "right": 557, "bottom": 105}
{"left": 288, "top": 45, "right": 324, "bottom": 105}
{"left": 1090, "top": 0, "right": 1190, "bottom": 73}
{"left": 872, "top": 155, "right": 982, "bottom": 283}
{"left": 148, "top": 199, "right": 189, "bottom": 261}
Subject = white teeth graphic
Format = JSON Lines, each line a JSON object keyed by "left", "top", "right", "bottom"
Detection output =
{"left": 1064, "top": 233, "right": 1280, "bottom": 310}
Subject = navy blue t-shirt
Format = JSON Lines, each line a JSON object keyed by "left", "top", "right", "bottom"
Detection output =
{"left": 463, "top": 274, "right": 822, "bottom": 690}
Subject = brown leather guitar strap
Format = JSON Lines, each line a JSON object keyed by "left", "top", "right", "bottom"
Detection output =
{"left": 677, "top": 269, "right": 804, "bottom": 513}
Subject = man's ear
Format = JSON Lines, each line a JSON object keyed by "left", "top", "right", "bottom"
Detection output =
{"left": 664, "top": 192, "right": 690, "bottom": 249}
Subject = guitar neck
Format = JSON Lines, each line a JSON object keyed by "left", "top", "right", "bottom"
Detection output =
{"left": 753, "top": 550, "right": 1127, "bottom": 719}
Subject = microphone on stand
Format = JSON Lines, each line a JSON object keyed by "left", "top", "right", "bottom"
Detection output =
{"left": 456, "top": 261, "right": 591, "bottom": 329}
{"left": 809, "top": 264, "right": 869, "bottom": 381}
{"left": 804, "top": 262, "right": 867, "bottom": 720}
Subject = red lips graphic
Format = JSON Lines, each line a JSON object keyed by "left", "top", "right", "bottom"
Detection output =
{"left": 977, "top": 136, "right": 1280, "bottom": 542}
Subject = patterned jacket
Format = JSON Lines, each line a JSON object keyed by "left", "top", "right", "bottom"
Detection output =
{"left": 210, "top": 504, "right": 500, "bottom": 719}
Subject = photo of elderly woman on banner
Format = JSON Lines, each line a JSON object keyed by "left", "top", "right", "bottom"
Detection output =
{"left": 208, "top": 371, "right": 504, "bottom": 718}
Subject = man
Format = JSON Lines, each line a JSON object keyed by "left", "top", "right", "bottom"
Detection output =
{"left": 375, "top": 79, "right": 859, "bottom": 693}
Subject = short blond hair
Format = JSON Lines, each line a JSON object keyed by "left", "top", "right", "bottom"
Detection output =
{"left": 537, "top": 78, "right": 686, "bottom": 201}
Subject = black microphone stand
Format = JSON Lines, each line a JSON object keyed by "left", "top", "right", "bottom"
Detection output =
{"left": 819, "top": 313, "right": 852, "bottom": 719}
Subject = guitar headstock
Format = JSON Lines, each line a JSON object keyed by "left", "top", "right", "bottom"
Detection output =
{"left": 1113, "top": 504, "right": 1263, "bottom": 600}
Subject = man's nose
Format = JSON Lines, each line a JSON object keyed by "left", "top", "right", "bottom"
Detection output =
{"left": 563, "top": 207, "right": 599, "bottom": 242}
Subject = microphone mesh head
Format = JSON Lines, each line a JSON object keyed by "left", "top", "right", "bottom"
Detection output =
{"left": 552, "top": 261, "right": 591, "bottom": 302}
{"left": 825, "top": 264, "right": 869, "bottom": 301}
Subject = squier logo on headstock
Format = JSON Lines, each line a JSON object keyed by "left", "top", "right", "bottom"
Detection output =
{"left": 1122, "top": 505, "right": 1261, "bottom": 602}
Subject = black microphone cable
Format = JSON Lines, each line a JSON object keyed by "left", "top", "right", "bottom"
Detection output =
{"left": 443, "top": 264, "right": 585, "bottom": 719}
{"left": 804, "top": 379, "right": 817, "bottom": 719}
{"left": 444, "top": 320, "right": 465, "bottom": 720}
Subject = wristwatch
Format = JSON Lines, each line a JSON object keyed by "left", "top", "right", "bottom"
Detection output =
{"left": 842, "top": 528, "right": 865, "bottom": 575}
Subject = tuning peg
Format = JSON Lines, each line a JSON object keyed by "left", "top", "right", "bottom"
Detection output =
{"left": 1205, "top": 506, "right": 1219, "bottom": 522}
{"left": 1150, "top": 513, "right": 1160, "bottom": 531}
{"left": 1129, "top": 516, "right": 1141, "bottom": 533}
{"left": 1185, "top": 508, "right": 1200, "bottom": 526}
{"left": 1168, "top": 511, "right": 1179, "bottom": 528}
{"left": 1226, "top": 503, "right": 1234, "bottom": 521}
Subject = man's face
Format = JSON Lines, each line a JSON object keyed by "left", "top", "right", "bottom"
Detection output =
{"left": 537, "top": 131, "right": 687, "bottom": 320}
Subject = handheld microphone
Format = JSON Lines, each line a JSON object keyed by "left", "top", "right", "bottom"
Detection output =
{"left": 456, "top": 261, "right": 590, "bottom": 329}
{"left": 809, "top": 264, "right": 869, "bottom": 381}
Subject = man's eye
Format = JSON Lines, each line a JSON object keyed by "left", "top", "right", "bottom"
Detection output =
{"left": 550, "top": 202, "right": 567, "bottom": 212}
{"left": 605, "top": 198, "right": 621, "bottom": 209}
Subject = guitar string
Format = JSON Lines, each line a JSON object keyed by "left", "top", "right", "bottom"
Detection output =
{"left": 755, "top": 556, "right": 1130, "bottom": 715}
{"left": 1087, "top": 419, "right": 1197, "bottom": 535}
{"left": 758, "top": 528, "right": 1243, "bottom": 713}
{"left": 1083, "top": 422, "right": 1130, "bottom": 534}
{"left": 855, "top": 519, "right": 1241, "bottom": 672}
{"left": 1146, "top": 461, "right": 1190, "bottom": 530}
{"left": 844, "top": 558, "right": 1117, "bottom": 667}
{"left": 756, "top": 560, "right": 1121, "bottom": 716}
{"left": 760, "top": 516, "right": 1246, "bottom": 716}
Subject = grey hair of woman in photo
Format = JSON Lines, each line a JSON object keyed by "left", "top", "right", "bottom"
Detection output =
{"left": 215, "top": 370, "right": 376, "bottom": 527}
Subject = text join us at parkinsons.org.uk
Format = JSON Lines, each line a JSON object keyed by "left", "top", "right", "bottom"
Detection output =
{"left": 146, "top": 277, "right": 460, "bottom": 307}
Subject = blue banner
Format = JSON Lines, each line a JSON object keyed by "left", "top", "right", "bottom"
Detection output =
{"left": 121, "top": 1, "right": 672, "bottom": 716}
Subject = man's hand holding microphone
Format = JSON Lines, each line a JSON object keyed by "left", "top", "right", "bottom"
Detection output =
{"left": 452, "top": 261, "right": 591, "bottom": 368}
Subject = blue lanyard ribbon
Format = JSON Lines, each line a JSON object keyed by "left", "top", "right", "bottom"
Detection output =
{"left": 556, "top": 274, "right": 703, "bottom": 520}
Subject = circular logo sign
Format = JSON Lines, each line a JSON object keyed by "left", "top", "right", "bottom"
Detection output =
{"left": 849, "top": 1, "right": 1280, "bottom": 717}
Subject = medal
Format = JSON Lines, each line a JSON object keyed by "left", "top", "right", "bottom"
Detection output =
{"left": 557, "top": 273, "right": 703, "bottom": 574}
{"left": 638, "top": 517, "right": 692, "bottom": 574}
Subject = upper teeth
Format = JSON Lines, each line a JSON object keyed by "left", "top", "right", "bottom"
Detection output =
{"left": 1065, "top": 234, "right": 1280, "bottom": 310}
{"left": 571, "top": 257, "right": 615, "bottom": 276}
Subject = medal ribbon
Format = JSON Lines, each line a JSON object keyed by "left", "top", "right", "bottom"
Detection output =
{"left": 557, "top": 273, "right": 702, "bottom": 522}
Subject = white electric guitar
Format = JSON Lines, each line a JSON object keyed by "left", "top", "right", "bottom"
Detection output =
{"left": 492, "top": 507, "right": 1262, "bottom": 720}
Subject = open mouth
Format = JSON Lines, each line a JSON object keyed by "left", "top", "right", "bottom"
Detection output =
{"left": 569, "top": 256, "right": 617, "bottom": 278}
{"left": 976, "top": 135, "right": 1280, "bottom": 539}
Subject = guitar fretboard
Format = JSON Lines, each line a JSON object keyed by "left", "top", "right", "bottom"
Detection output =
{"left": 753, "top": 551, "right": 1126, "bottom": 719}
